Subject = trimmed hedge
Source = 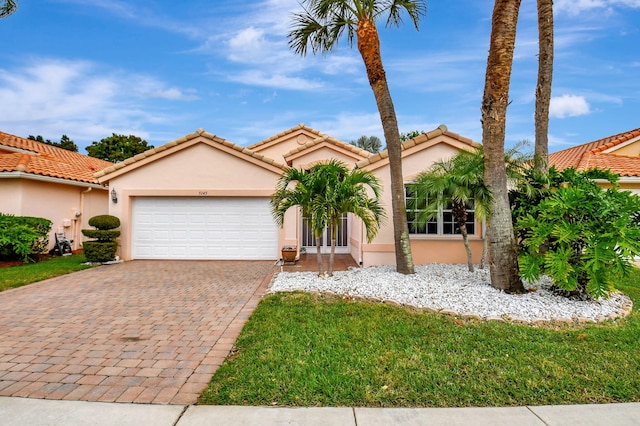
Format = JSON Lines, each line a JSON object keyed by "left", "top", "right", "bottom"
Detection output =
{"left": 81, "top": 230, "right": 121, "bottom": 241}
{"left": 88, "top": 215, "right": 120, "bottom": 230}
{"left": 83, "top": 241, "right": 118, "bottom": 263}
{"left": 82, "top": 214, "right": 120, "bottom": 263}
{"left": 0, "top": 214, "right": 52, "bottom": 261}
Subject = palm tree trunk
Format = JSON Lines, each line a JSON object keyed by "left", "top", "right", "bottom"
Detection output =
{"left": 328, "top": 223, "right": 336, "bottom": 277}
{"left": 534, "top": 0, "right": 554, "bottom": 174}
{"left": 480, "top": 235, "right": 488, "bottom": 269}
{"left": 481, "top": 0, "right": 525, "bottom": 293}
{"left": 315, "top": 234, "right": 324, "bottom": 277}
{"left": 460, "top": 226, "right": 474, "bottom": 273}
{"left": 356, "top": 18, "right": 414, "bottom": 275}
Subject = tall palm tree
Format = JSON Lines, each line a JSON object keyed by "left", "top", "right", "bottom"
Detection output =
{"left": 0, "top": 0, "right": 17, "bottom": 18}
{"left": 288, "top": 0, "right": 427, "bottom": 275}
{"left": 481, "top": 0, "right": 526, "bottom": 293}
{"left": 271, "top": 166, "right": 328, "bottom": 275}
{"left": 322, "top": 160, "right": 385, "bottom": 276}
{"left": 534, "top": 0, "right": 554, "bottom": 174}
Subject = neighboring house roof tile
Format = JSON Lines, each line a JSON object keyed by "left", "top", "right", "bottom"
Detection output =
{"left": 549, "top": 128, "right": 640, "bottom": 177}
{"left": 0, "top": 131, "right": 113, "bottom": 184}
{"left": 355, "top": 125, "right": 479, "bottom": 169}
{"left": 94, "top": 128, "right": 286, "bottom": 179}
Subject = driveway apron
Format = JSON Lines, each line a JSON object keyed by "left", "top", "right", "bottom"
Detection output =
{"left": 0, "top": 260, "right": 275, "bottom": 405}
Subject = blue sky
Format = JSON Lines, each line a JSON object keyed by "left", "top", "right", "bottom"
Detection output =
{"left": 1, "top": 0, "right": 639, "bottom": 154}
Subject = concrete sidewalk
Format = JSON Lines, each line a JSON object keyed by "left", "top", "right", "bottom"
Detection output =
{"left": 2, "top": 397, "right": 640, "bottom": 426}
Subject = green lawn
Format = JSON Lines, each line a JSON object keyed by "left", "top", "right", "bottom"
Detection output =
{"left": 200, "top": 271, "right": 640, "bottom": 407}
{"left": 0, "top": 254, "right": 91, "bottom": 292}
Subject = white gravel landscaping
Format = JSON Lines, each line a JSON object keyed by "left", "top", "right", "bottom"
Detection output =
{"left": 270, "top": 264, "right": 633, "bottom": 324}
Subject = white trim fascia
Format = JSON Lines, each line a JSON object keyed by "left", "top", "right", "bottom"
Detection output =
{"left": 594, "top": 177, "right": 640, "bottom": 184}
{"left": 0, "top": 171, "right": 106, "bottom": 189}
{"left": 602, "top": 135, "right": 640, "bottom": 153}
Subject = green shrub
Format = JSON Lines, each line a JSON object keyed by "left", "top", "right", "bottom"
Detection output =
{"left": 88, "top": 215, "right": 120, "bottom": 230}
{"left": 82, "top": 214, "right": 120, "bottom": 262}
{"left": 0, "top": 214, "right": 52, "bottom": 261}
{"left": 83, "top": 242, "right": 118, "bottom": 263}
{"left": 512, "top": 167, "right": 640, "bottom": 299}
{"left": 80, "top": 230, "right": 121, "bottom": 241}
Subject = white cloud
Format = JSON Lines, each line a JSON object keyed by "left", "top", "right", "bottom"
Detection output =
{"left": 309, "top": 113, "right": 384, "bottom": 142}
{"left": 227, "top": 70, "right": 324, "bottom": 91}
{"left": 0, "top": 59, "right": 195, "bottom": 146}
{"left": 555, "top": 0, "right": 640, "bottom": 15}
{"left": 550, "top": 94, "right": 591, "bottom": 118}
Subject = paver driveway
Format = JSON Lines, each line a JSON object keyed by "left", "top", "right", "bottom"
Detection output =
{"left": 0, "top": 260, "right": 275, "bottom": 404}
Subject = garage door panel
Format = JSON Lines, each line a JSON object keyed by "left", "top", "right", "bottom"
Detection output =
{"left": 132, "top": 197, "right": 278, "bottom": 260}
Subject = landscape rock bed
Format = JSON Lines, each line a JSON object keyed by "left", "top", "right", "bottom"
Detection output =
{"left": 270, "top": 264, "right": 633, "bottom": 325}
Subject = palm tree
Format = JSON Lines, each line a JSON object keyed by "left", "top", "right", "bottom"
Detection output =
{"left": 481, "top": 0, "right": 526, "bottom": 293}
{"left": 410, "top": 152, "right": 491, "bottom": 272}
{"left": 0, "top": 0, "right": 17, "bottom": 18}
{"left": 321, "top": 160, "right": 385, "bottom": 276}
{"left": 351, "top": 135, "right": 382, "bottom": 153}
{"left": 288, "top": 0, "right": 427, "bottom": 275}
{"left": 534, "top": 0, "right": 554, "bottom": 174}
{"left": 271, "top": 160, "right": 385, "bottom": 277}
{"left": 271, "top": 166, "right": 328, "bottom": 275}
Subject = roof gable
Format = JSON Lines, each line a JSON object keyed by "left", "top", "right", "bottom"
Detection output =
{"left": 95, "top": 128, "right": 285, "bottom": 182}
{"left": 283, "top": 134, "right": 371, "bottom": 167}
{"left": 549, "top": 128, "right": 640, "bottom": 177}
{"left": 0, "top": 131, "right": 113, "bottom": 184}
{"left": 248, "top": 123, "right": 327, "bottom": 152}
{"left": 356, "top": 125, "right": 479, "bottom": 170}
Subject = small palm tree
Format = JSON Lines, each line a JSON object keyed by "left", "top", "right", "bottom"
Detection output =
{"left": 288, "top": 0, "right": 427, "bottom": 275}
{"left": 410, "top": 144, "right": 531, "bottom": 272}
{"left": 271, "top": 160, "right": 385, "bottom": 277}
{"left": 321, "top": 159, "right": 385, "bottom": 276}
{"left": 410, "top": 152, "right": 491, "bottom": 272}
{"left": 271, "top": 166, "right": 328, "bottom": 275}
{"left": 0, "top": 0, "right": 17, "bottom": 18}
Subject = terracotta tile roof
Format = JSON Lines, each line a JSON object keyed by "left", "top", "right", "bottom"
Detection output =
{"left": 283, "top": 134, "right": 372, "bottom": 160}
{"left": 248, "top": 123, "right": 326, "bottom": 150}
{"left": 94, "top": 128, "right": 286, "bottom": 179}
{"left": 356, "top": 125, "right": 479, "bottom": 168}
{"left": 549, "top": 128, "right": 640, "bottom": 177}
{"left": 0, "top": 131, "right": 113, "bottom": 184}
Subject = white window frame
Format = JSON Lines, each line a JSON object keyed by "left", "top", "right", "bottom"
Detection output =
{"left": 404, "top": 184, "right": 476, "bottom": 236}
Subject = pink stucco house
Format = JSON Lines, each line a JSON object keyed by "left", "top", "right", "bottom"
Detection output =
{"left": 95, "top": 124, "right": 485, "bottom": 266}
{"left": 0, "top": 132, "right": 112, "bottom": 251}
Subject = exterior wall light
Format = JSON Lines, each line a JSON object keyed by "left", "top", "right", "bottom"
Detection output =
{"left": 111, "top": 188, "right": 118, "bottom": 203}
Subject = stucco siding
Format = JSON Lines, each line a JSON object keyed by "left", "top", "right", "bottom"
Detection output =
{"left": 1, "top": 179, "right": 108, "bottom": 251}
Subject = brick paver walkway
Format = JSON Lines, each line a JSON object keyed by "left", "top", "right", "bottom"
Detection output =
{"left": 0, "top": 261, "right": 274, "bottom": 404}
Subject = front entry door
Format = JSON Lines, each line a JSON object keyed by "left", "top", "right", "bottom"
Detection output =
{"left": 301, "top": 214, "right": 349, "bottom": 254}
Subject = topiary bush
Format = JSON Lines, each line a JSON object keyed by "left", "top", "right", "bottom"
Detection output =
{"left": 0, "top": 214, "right": 52, "bottom": 261}
{"left": 82, "top": 214, "right": 120, "bottom": 263}
{"left": 82, "top": 241, "right": 118, "bottom": 263}
{"left": 88, "top": 215, "right": 120, "bottom": 230}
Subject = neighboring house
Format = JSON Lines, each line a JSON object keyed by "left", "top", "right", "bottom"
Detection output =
{"left": 95, "top": 124, "right": 484, "bottom": 266}
{"left": 550, "top": 128, "right": 640, "bottom": 194}
{"left": 0, "top": 131, "right": 113, "bottom": 251}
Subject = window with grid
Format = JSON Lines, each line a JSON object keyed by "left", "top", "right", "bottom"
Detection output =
{"left": 405, "top": 184, "right": 476, "bottom": 235}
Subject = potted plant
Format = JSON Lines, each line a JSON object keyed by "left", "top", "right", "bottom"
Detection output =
{"left": 281, "top": 245, "right": 297, "bottom": 262}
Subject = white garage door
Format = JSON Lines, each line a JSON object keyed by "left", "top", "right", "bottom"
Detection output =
{"left": 132, "top": 197, "right": 278, "bottom": 260}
